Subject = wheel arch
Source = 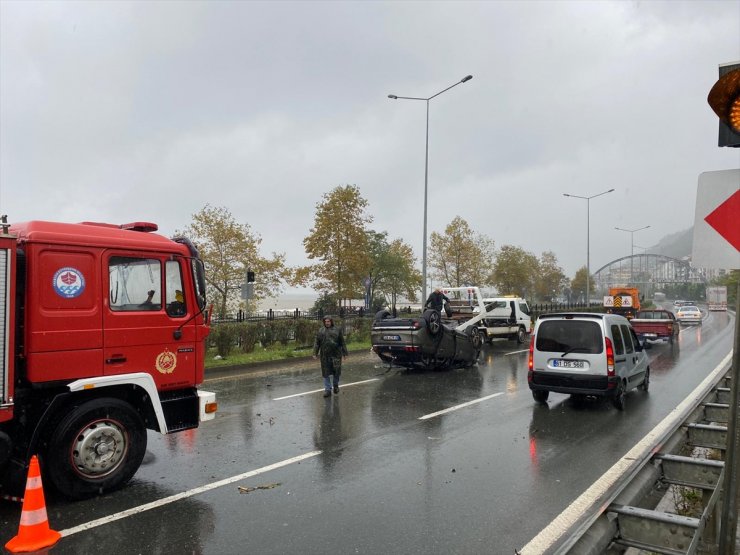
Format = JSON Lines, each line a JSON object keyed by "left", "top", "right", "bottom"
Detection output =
{"left": 26, "top": 377, "right": 164, "bottom": 466}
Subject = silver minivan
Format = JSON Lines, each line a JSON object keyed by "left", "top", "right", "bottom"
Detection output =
{"left": 527, "top": 313, "right": 649, "bottom": 410}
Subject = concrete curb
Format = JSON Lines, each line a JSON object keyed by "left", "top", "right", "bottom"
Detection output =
{"left": 204, "top": 349, "right": 372, "bottom": 378}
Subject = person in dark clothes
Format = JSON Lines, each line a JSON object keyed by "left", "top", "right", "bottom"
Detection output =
{"left": 424, "top": 288, "right": 450, "bottom": 312}
{"left": 313, "top": 316, "right": 349, "bottom": 397}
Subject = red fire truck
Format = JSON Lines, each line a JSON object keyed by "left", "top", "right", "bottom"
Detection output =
{"left": 0, "top": 217, "right": 216, "bottom": 499}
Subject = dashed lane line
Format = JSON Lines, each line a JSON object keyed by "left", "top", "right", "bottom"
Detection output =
{"left": 504, "top": 349, "right": 528, "bottom": 356}
{"left": 273, "top": 378, "right": 380, "bottom": 401}
{"left": 418, "top": 392, "right": 505, "bottom": 420}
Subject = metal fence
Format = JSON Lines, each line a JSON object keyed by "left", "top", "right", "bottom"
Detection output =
{"left": 211, "top": 301, "right": 602, "bottom": 327}
{"left": 211, "top": 307, "right": 376, "bottom": 324}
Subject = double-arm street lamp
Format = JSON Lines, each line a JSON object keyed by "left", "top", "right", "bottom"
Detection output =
{"left": 615, "top": 225, "right": 651, "bottom": 285}
{"left": 563, "top": 188, "right": 615, "bottom": 305}
{"left": 388, "top": 74, "right": 473, "bottom": 304}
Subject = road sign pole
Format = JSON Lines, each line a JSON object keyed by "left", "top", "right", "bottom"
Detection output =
{"left": 718, "top": 278, "right": 740, "bottom": 553}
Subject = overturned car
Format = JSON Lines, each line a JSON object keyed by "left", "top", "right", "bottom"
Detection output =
{"left": 371, "top": 287, "right": 487, "bottom": 370}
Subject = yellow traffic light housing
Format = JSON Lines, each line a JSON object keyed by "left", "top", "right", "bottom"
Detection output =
{"left": 708, "top": 68, "right": 740, "bottom": 131}
{"left": 708, "top": 63, "right": 740, "bottom": 147}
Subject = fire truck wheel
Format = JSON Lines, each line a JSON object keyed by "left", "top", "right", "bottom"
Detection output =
{"left": 45, "top": 398, "right": 147, "bottom": 500}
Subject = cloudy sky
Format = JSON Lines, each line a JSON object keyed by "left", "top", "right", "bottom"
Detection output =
{"left": 1, "top": 0, "right": 738, "bottom": 295}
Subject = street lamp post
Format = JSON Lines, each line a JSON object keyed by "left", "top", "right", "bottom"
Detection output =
{"left": 615, "top": 225, "right": 651, "bottom": 285}
{"left": 388, "top": 74, "right": 473, "bottom": 305}
{"left": 563, "top": 188, "right": 615, "bottom": 306}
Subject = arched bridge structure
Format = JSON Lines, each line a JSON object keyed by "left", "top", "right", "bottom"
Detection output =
{"left": 592, "top": 254, "right": 706, "bottom": 297}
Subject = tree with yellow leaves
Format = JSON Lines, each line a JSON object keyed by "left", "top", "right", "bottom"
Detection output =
{"left": 298, "top": 185, "right": 372, "bottom": 307}
{"left": 180, "top": 204, "right": 288, "bottom": 318}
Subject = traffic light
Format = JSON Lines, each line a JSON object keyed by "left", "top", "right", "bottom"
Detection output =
{"left": 707, "top": 62, "right": 740, "bottom": 147}
{"left": 247, "top": 270, "right": 255, "bottom": 283}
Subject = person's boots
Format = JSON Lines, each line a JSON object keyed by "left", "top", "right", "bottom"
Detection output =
{"left": 323, "top": 390, "right": 331, "bottom": 398}
{"left": 333, "top": 385, "right": 339, "bottom": 394}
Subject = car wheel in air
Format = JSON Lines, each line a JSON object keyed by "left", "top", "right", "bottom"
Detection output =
{"left": 423, "top": 309, "right": 442, "bottom": 336}
{"left": 469, "top": 326, "right": 483, "bottom": 349}
{"left": 532, "top": 390, "right": 549, "bottom": 403}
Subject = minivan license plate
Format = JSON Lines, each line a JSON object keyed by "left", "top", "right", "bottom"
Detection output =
{"left": 383, "top": 335, "right": 402, "bottom": 341}
{"left": 554, "top": 359, "right": 584, "bottom": 369}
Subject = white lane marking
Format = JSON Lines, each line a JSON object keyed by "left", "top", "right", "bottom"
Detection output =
{"left": 519, "top": 350, "right": 733, "bottom": 554}
{"left": 418, "top": 392, "right": 504, "bottom": 420}
{"left": 504, "top": 349, "right": 528, "bottom": 356}
{"left": 273, "top": 378, "right": 380, "bottom": 401}
{"left": 59, "top": 450, "right": 322, "bottom": 538}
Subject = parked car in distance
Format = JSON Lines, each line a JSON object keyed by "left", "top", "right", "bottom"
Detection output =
{"left": 528, "top": 313, "right": 650, "bottom": 410}
{"left": 630, "top": 309, "right": 679, "bottom": 346}
{"left": 676, "top": 305, "right": 702, "bottom": 325}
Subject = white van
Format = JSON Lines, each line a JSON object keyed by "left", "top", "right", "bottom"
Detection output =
{"left": 527, "top": 312, "right": 649, "bottom": 410}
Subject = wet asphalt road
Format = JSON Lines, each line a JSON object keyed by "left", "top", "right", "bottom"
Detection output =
{"left": 0, "top": 307, "right": 735, "bottom": 555}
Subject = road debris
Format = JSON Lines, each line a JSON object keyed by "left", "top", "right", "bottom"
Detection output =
{"left": 238, "top": 482, "right": 282, "bottom": 494}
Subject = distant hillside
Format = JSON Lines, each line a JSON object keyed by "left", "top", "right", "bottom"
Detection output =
{"left": 645, "top": 227, "right": 693, "bottom": 260}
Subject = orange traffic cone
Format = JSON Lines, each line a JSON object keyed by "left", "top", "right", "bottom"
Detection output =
{"left": 5, "top": 455, "right": 61, "bottom": 553}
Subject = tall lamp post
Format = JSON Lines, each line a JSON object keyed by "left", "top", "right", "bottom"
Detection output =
{"left": 563, "top": 188, "right": 615, "bottom": 306}
{"left": 388, "top": 74, "right": 473, "bottom": 304}
{"left": 615, "top": 225, "right": 651, "bottom": 285}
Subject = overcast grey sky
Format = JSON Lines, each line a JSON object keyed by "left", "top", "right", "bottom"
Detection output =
{"left": 1, "top": 0, "right": 738, "bottom": 294}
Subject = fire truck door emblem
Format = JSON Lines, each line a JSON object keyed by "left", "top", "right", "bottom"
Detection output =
{"left": 155, "top": 350, "right": 177, "bottom": 374}
{"left": 52, "top": 267, "right": 86, "bottom": 298}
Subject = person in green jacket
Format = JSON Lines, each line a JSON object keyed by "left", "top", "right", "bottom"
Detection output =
{"left": 313, "top": 316, "right": 348, "bottom": 397}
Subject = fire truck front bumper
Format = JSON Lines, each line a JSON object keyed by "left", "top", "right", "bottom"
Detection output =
{"left": 199, "top": 390, "right": 217, "bottom": 422}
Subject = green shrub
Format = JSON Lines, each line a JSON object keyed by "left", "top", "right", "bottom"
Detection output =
{"left": 296, "top": 319, "right": 320, "bottom": 345}
{"left": 258, "top": 321, "right": 276, "bottom": 347}
{"left": 236, "top": 322, "right": 260, "bottom": 353}
{"left": 352, "top": 317, "right": 372, "bottom": 341}
{"left": 273, "top": 320, "right": 292, "bottom": 345}
{"left": 211, "top": 324, "right": 238, "bottom": 357}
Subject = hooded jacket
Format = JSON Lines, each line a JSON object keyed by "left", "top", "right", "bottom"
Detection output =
{"left": 313, "top": 317, "right": 349, "bottom": 362}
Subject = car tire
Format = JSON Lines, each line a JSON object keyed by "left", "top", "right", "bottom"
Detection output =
{"left": 532, "top": 390, "right": 549, "bottom": 403}
{"left": 469, "top": 326, "right": 482, "bottom": 349}
{"left": 45, "top": 398, "right": 147, "bottom": 500}
{"left": 612, "top": 381, "right": 626, "bottom": 411}
{"left": 640, "top": 367, "right": 650, "bottom": 392}
{"left": 423, "top": 309, "right": 442, "bottom": 336}
{"left": 516, "top": 327, "right": 526, "bottom": 344}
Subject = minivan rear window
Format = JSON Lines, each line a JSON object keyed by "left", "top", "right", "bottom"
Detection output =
{"left": 536, "top": 320, "right": 604, "bottom": 354}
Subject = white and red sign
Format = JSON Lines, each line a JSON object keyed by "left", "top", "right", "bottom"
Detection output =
{"left": 692, "top": 169, "right": 740, "bottom": 269}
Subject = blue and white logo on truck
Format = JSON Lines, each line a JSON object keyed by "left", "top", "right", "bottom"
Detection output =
{"left": 53, "top": 267, "right": 86, "bottom": 298}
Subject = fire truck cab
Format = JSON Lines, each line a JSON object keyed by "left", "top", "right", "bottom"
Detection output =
{"left": 0, "top": 218, "right": 216, "bottom": 499}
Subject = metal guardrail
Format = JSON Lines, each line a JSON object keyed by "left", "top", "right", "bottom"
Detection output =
{"left": 519, "top": 353, "right": 734, "bottom": 554}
